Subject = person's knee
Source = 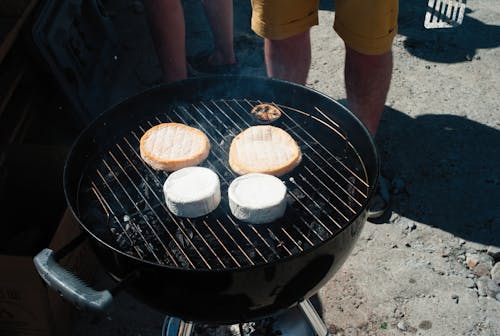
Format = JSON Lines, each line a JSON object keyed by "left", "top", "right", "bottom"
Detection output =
{"left": 345, "top": 44, "right": 392, "bottom": 66}
{"left": 267, "top": 30, "right": 310, "bottom": 48}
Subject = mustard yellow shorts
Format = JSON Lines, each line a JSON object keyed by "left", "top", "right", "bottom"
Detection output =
{"left": 250, "top": 0, "right": 398, "bottom": 55}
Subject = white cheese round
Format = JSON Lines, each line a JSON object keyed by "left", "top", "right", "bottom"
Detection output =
{"left": 228, "top": 173, "right": 287, "bottom": 224}
{"left": 163, "top": 167, "right": 221, "bottom": 218}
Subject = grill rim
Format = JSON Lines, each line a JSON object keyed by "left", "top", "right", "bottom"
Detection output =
{"left": 64, "top": 75, "right": 380, "bottom": 273}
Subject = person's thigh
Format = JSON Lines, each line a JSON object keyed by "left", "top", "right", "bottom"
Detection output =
{"left": 251, "top": 0, "right": 320, "bottom": 40}
{"left": 334, "top": 0, "right": 399, "bottom": 55}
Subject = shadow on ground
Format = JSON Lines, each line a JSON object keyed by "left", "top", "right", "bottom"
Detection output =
{"left": 397, "top": 2, "right": 499, "bottom": 63}
{"left": 320, "top": 0, "right": 500, "bottom": 63}
{"left": 374, "top": 107, "right": 500, "bottom": 246}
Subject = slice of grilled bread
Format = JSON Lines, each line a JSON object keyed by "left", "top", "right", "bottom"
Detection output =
{"left": 229, "top": 125, "right": 302, "bottom": 176}
{"left": 140, "top": 123, "right": 210, "bottom": 171}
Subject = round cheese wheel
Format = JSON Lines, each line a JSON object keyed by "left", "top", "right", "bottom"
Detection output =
{"left": 228, "top": 173, "right": 287, "bottom": 224}
{"left": 163, "top": 167, "right": 221, "bottom": 218}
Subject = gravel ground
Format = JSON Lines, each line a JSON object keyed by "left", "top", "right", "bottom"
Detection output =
{"left": 74, "top": 0, "right": 499, "bottom": 335}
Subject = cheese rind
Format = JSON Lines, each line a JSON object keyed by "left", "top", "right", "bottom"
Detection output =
{"left": 228, "top": 173, "right": 287, "bottom": 224}
{"left": 163, "top": 167, "right": 221, "bottom": 218}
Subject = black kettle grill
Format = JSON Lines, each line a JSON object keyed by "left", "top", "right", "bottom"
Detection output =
{"left": 33, "top": 76, "right": 379, "bottom": 331}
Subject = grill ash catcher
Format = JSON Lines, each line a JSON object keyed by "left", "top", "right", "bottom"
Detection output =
{"left": 33, "top": 76, "right": 379, "bottom": 335}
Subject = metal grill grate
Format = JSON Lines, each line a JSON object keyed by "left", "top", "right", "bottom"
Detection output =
{"left": 80, "top": 99, "right": 369, "bottom": 270}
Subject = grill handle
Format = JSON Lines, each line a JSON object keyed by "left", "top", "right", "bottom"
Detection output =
{"left": 34, "top": 248, "right": 113, "bottom": 314}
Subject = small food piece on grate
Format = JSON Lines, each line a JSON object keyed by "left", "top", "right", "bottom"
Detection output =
{"left": 140, "top": 123, "right": 210, "bottom": 171}
{"left": 163, "top": 167, "right": 221, "bottom": 218}
{"left": 229, "top": 125, "right": 302, "bottom": 176}
{"left": 251, "top": 103, "right": 282, "bottom": 122}
{"left": 229, "top": 173, "right": 287, "bottom": 224}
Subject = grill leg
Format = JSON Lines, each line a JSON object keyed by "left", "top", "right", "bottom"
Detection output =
{"left": 178, "top": 321, "right": 194, "bottom": 336}
{"left": 299, "top": 299, "right": 330, "bottom": 336}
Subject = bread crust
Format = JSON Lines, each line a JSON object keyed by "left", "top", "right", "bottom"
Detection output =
{"left": 140, "top": 123, "right": 210, "bottom": 171}
{"left": 229, "top": 125, "right": 302, "bottom": 176}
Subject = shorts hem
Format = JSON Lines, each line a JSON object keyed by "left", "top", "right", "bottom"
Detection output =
{"left": 334, "top": 21, "right": 397, "bottom": 55}
{"left": 252, "top": 14, "right": 319, "bottom": 40}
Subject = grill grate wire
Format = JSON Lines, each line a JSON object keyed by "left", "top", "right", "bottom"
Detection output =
{"left": 82, "top": 99, "right": 370, "bottom": 270}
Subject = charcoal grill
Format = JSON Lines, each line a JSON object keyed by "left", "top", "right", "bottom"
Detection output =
{"left": 33, "top": 76, "right": 379, "bottom": 329}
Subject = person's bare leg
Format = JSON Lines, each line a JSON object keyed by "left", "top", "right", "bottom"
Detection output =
{"left": 144, "top": 0, "right": 187, "bottom": 83}
{"left": 264, "top": 30, "right": 311, "bottom": 85}
{"left": 201, "top": 0, "right": 236, "bottom": 66}
{"left": 345, "top": 45, "right": 393, "bottom": 135}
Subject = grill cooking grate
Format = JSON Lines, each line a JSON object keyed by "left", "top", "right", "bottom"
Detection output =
{"left": 80, "top": 99, "right": 369, "bottom": 270}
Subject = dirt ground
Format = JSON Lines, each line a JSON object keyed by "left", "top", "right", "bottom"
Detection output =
{"left": 74, "top": 0, "right": 499, "bottom": 335}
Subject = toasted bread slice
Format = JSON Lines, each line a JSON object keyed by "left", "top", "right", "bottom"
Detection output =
{"left": 229, "top": 125, "right": 302, "bottom": 176}
{"left": 140, "top": 123, "right": 210, "bottom": 171}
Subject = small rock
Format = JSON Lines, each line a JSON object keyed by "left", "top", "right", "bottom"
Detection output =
{"left": 466, "top": 253, "right": 493, "bottom": 270}
{"left": 397, "top": 321, "right": 407, "bottom": 331}
{"left": 476, "top": 277, "right": 488, "bottom": 296}
{"left": 491, "top": 263, "right": 500, "bottom": 285}
{"left": 476, "top": 276, "right": 500, "bottom": 298}
{"left": 451, "top": 294, "right": 459, "bottom": 303}
{"left": 487, "top": 245, "right": 500, "bottom": 261}
{"left": 466, "top": 255, "right": 479, "bottom": 269}
{"left": 459, "top": 239, "right": 466, "bottom": 246}
{"left": 441, "top": 248, "right": 450, "bottom": 258}
{"left": 465, "top": 278, "right": 476, "bottom": 288}
{"left": 418, "top": 320, "right": 433, "bottom": 330}
{"left": 472, "top": 263, "right": 492, "bottom": 277}
{"left": 405, "top": 243, "right": 411, "bottom": 248}
{"left": 390, "top": 213, "right": 400, "bottom": 223}
{"left": 393, "top": 307, "right": 405, "bottom": 319}
{"left": 407, "top": 223, "right": 417, "bottom": 232}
